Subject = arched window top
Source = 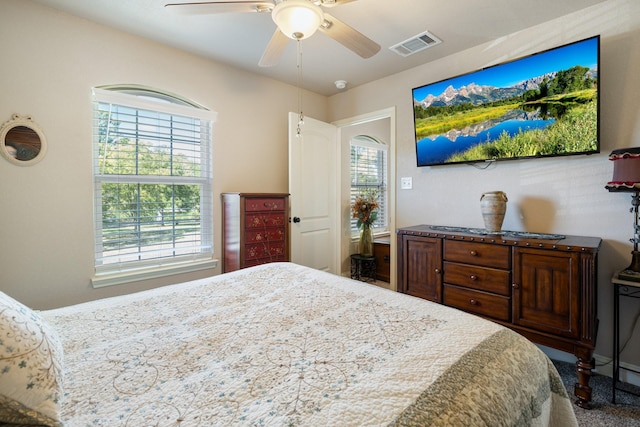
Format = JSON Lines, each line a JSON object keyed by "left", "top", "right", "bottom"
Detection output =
{"left": 95, "top": 84, "right": 209, "bottom": 110}
{"left": 93, "top": 85, "right": 216, "bottom": 123}
{"left": 351, "top": 134, "right": 388, "bottom": 150}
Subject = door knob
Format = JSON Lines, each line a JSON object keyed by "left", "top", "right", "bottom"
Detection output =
{"left": 293, "top": 217, "right": 301, "bottom": 223}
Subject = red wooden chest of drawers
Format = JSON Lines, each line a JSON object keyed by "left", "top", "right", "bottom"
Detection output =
{"left": 222, "top": 193, "right": 290, "bottom": 272}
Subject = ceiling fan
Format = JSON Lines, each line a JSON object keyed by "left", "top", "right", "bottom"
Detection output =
{"left": 164, "top": 0, "right": 381, "bottom": 67}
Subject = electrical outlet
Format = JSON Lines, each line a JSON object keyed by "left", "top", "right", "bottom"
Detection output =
{"left": 401, "top": 177, "right": 412, "bottom": 190}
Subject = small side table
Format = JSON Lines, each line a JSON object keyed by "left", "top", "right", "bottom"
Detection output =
{"left": 612, "top": 272, "right": 640, "bottom": 403}
{"left": 350, "top": 254, "right": 376, "bottom": 282}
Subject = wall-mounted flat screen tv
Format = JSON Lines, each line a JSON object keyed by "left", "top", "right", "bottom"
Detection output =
{"left": 412, "top": 36, "right": 600, "bottom": 167}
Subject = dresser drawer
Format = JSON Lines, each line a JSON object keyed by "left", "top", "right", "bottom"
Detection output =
{"left": 245, "top": 198, "right": 286, "bottom": 212}
{"left": 245, "top": 254, "right": 287, "bottom": 267}
{"left": 443, "top": 262, "right": 511, "bottom": 296}
{"left": 245, "top": 229, "right": 285, "bottom": 244}
{"left": 444, "top": 240, "right": 510, "bottom": 269}
{"left": 443, "top": 284, "right": 511, "bottom": 322}
{"left": 244, "top": 241, "right": 286, "bottom": 260}
{"left": 245, "top": 212, "right": 287, "bottom": 229}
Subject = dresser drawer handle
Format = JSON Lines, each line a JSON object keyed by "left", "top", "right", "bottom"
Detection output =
{"left": 470, "top": 250, "right": 478, "bottom": 256}
{"left": 435, "top": 268, "right": 441, "bottom": 274}
{"left": 470, "top": 275, "right": 478, "bottom": 281}
{"left": 469, "top": 299, "right": 478, "bottom": 305}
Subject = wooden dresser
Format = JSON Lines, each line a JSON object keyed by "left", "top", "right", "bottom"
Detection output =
{"left": 221, "top": 193, "right": 289, "bottom": 272}
{"left": 373, "top": 237, "right": 391, "bottom": 282}
{"left": 397, "top": 224, "right": 601, "bottom": 409}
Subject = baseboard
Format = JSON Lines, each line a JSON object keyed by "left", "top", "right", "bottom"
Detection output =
{"left": 538, "top": 345, "right": 640, "bottom": 388}
{"left": 596, "top": 354, "right": 640, "bottom": 388}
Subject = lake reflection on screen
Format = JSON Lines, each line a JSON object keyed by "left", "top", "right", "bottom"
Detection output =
{"left": 416, "top": 116, "right": 555, "bottom": 166}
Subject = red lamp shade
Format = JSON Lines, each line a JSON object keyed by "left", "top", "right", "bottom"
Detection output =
{"left": 605, "top": 147, "right": 640, "bottom": 192}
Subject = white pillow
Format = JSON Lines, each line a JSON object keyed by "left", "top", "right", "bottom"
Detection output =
{"left": 0, "top": 291, "right": 64, "bottom": 426}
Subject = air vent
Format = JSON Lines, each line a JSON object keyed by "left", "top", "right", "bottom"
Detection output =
{"left": 389, "top": 30, "right": 442, "bottom": 57}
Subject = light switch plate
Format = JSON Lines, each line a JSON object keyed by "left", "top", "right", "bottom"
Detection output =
{"left": 401, "top": 177, "right": 412, "bottom": 190}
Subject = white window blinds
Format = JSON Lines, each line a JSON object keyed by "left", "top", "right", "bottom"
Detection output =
{"left": 92, "top": 88, "right": 216, "bottom": 275}
{"left": 350, "top": 136, "right": 388, "bottom": 235}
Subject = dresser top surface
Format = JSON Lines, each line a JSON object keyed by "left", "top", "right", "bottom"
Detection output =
{"left": 221, "top": 192, "right": 289, "bottom": 198}
{"left": 398, "top": 224, "right": 601, "bottom": 252}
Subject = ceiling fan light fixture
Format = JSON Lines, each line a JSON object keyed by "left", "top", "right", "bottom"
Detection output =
{"left": 272, "top": 0, "right": 324, "bottom": 40}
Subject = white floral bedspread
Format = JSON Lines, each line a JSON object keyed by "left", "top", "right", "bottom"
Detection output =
{"left": 41, "top": 262, "right": 577, "bottom": 426}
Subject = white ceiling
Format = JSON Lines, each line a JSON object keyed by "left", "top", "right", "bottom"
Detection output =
{"left": 31, "top": 0, "right": 607, "bottom": 96}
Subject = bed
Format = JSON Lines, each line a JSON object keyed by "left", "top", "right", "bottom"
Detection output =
{"left": 1, "top": 262, "right": 577, "bottom": 426}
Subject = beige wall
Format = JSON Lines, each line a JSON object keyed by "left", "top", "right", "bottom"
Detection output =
{"left": 0, "top": 0, "right": 327, "bottom": 308}
{"left": 328, "top": 0, "right": 640, "bottom": 367}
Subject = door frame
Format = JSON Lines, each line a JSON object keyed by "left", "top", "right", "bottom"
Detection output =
{"left": 333, "top": 107, "right": 397, "bottom": 291}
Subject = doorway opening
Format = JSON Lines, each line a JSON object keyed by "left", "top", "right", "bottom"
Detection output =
{"left": 334, "top": 107, "right": 396, "bottom": 290}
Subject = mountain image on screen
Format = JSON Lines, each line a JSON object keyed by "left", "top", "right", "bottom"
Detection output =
{"left": 412, "top": 36, "right": 599, "bottom": 167}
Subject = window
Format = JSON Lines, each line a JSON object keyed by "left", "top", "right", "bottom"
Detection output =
{"left": 350, "top": 135, "right": 388, "bottom": 235}
{"left": 92, "top": 87, "right": 216, "bottom": 282}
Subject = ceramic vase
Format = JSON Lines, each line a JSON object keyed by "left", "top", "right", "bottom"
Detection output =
{"left": 359, "top": 223, "right": 374, "bottom": 257}
{"left": 480, "top": 191, "right": 508, "bottom": 232}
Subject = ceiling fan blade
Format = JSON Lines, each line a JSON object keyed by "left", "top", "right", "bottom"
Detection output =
{"left": 319, "top": 13, "right": 380, "bottom": 59}
{"left": 164, "top": 1, "right": 273, "bottom": 15}
{"left": 318, "top": 0, "right": 358, "bottom": 8}
{"left": 259, "top": 29, "right": 290, "bottom": 67}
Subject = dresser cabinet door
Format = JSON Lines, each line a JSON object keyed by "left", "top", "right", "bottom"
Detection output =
{"left": 399, "top": 235, "right": 442, "bottom": 302}
{"left": 373, "top": 241, "right": 391, "bottom": 282}
{"left": 513, "top": 248, "right": 580, "bottom": 338}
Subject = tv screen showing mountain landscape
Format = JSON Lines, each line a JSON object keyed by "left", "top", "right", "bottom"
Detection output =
{"left": 412, "top": 36, "right": 600, "bottom": 167}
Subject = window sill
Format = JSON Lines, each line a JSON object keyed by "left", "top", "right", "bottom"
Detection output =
{"left": 91, "top": 258, "right": 218, "bottom": 288}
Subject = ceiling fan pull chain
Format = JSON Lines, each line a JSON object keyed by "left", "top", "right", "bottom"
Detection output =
{"left": 296, "top": 38, "right": 304, "bottom": 137}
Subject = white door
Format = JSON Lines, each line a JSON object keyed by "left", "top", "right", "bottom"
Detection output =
{"left": 288, "top": 113, "right": 339, "bottom": 273}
